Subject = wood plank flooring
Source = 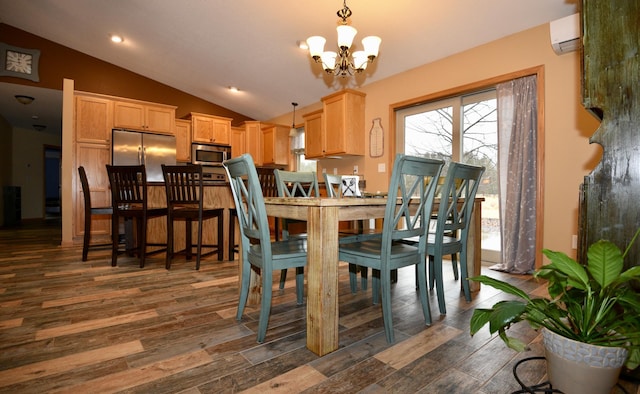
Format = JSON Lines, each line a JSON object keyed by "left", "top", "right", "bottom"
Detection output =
{"left": 1, "top": 219, "right": 638, "bottom": 393}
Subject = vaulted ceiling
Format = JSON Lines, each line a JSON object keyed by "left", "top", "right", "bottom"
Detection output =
{"left": 0, "top": 0, "right": 578, "bottom": 134}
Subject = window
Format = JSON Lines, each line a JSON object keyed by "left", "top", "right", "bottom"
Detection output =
{"left": 396, "top": 90, "right": 500, "bottom": 262}
{"left": 291, "top": 128, "right": 317, "bottom": 172}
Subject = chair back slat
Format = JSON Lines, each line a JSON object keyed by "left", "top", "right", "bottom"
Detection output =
{"left": 324, "top": 173, "right": 342, "bottom": 198}
{"left": 224, "top": 154, "right": 273, "bottom": 261}
{"left": 106, "top": 165, "right": 147, "bottom": 208}
{"left": 161, "top": 164, "right": 203, "bottom": 208}
{"left": 383, "top": 154, "right": 444, "bottom": 255}
{"left": 274, "top": 170, "right": 320, "bottom": 198}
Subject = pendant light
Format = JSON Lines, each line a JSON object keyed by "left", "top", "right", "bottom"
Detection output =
{"left": 289, "top": 102, "right": 298, "bottom": 137}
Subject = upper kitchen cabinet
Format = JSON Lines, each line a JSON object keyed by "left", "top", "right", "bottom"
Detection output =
{"left": 175, "top": 119, "right": 192, "bottom": 162}
{"left": 113, "top": 99, "right": 176, "bottom": 134}
{"left": 322, "top": 89, "right": 365, "bottom": 157}
{"left": 75, "top": 93, "right": 113, "bottom": 144}
{"left": 244, "top": 121, "right": 263, "bottom": 165}
{"left": 231, "top": 126, "right": 245, "bottom": 158}
{"left": 303, "top": 110, "right": 323, "bottom": 159}
{"left": 190, "top": 113, "right": 232, "bottom": 145}
{"left": 262, "top": 124, "right": 289, "bottom": 166}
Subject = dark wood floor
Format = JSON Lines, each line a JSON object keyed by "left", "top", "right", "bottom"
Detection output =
{"left": 0, "top": 220, "right": 637, "bottom": 393}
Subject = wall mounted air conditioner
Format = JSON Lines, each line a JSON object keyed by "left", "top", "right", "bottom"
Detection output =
{"left": 550, "top": 13, "right": 580, "bottom": 55}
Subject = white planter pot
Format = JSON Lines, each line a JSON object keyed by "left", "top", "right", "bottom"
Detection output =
{"left": 542, "top": 328, "right": 627, "bottom": 394}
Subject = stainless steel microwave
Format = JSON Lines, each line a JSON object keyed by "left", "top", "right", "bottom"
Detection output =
{"left": 191, "top": 143, "right": 231, "bottom": 166}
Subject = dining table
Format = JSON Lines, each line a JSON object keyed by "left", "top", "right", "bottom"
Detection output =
{"left": 261, "top": 195, "right": 484, "bottom": 356}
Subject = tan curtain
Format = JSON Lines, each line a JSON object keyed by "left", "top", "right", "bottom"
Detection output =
{"left": 491, "top": 75, "right": 537, "bottom": 274}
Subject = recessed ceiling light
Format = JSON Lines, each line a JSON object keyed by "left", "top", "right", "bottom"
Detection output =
{"left": 297, "top": 40, "right": 309, "bottom": 50}
{"left": 110, "top": 35, "right": 124, "bottom": 43}
{"left": 228, "top": 86, "right": 240, "bottom": 93}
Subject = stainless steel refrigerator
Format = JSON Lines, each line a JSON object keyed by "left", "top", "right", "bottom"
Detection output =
{"left": 112, "top": 129, "right": 176, "bottom": 182}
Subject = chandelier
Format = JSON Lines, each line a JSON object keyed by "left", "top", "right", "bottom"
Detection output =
{"left": 306, "top": 0, "right": 381, "bottom": 77}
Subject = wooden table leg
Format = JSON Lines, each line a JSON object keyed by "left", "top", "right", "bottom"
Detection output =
{"left": 306, "top": 205, "right": 339, "bottom": 356}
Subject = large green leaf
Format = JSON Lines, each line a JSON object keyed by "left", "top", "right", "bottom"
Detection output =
{"left": 541, "top": 249, "right": 589, "bottom": 290}
{"left": 469, "top": 275, "right": 530, "bottom": 300}
{"left": 586, "top": 240, "right": 623, "bottom": 289}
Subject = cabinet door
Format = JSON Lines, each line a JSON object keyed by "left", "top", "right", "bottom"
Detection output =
{"left": 75, "top": 95, "right": 112, "bottom": 143}
{"left": 75, "top": 143, "right": 111, "bottom": 239}
{"left": 212, "top": 118, "right": 230, "bottom": 145}
{"left": 245, "top": 121, "right": 263, "bottom": 165}
{"left": 146, "top": 105, "right": 175, "bottom": 134}
{"left": 175, "top": 119, "right": 191, "bottom": 162}
{"left": 263, "top": 125, "right": 289, "bottom": 166}
{"left": 231, "top": 126, "right": 245, "bottom": 158}
{"left": 323, "top": 90, "right": 365, "bottom": 156}
{"left": 192, "top": 115, "right": 214, "bottom": 143}
{"left": 304, "top": 111, "right": 323, "bottom": 158}
{"left": 113, "top": 101, "right": 146, "bottom": 130}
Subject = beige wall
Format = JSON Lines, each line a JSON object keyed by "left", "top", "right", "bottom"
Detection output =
{"left": 11, "top": 127, "right": 62, "bottom": 219}
{"left": 0, "top": 115, "right": 13, "bottom": 225}
{"left": 270, "top": 23, "right": 602, "bottom": 258}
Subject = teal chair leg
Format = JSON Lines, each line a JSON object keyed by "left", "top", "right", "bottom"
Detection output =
{"left": 237, "top": 259, "right": 251, "bottom": 321}
{"left": 279, "top": 269, "right": 287, "bottom": 289}
{"left": 295, "top": 266, "right": 304, "bottom": 304}
{"left": 432, "top": 254, "right": 447, "bottom": 314}
{"left": 380, "top": 269, "right": 394, "bottom": 343}
{"left": 451, "top": 253, "right": 459, "bottom": 280}
{"left": 257, "top": 270, "right": 273, "bottom": 343}
{"left": 416, "top": 258, "right": 432, "bottom": 326}
{"left": 348, "top": 264, "right": 360, "bottom": 293}
{"left": 372, "top": 269, "right": 380, "bottom": 304}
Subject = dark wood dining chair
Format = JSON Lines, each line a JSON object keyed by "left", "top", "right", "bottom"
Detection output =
{"left": 224, "top": 154, "right": 307, "bottom": 343}
{"left": 106, "top": 165, "right": 167, "bottom": 268}
{"left": 161, "top": 164, "right": 224, "bottom": 270}
{"left": 78, "top": 166, "right": 113, "bottom": 261}
{"left": 338, "top": 154, "right": 444, "bottom": 343}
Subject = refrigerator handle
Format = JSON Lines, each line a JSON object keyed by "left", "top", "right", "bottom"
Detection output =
{"left": 138, "top": 146, "right": 143, "bottom": 165}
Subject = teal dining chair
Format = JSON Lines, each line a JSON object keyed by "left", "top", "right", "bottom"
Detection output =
{"left": 338, "top": 154, "right": 444, "bottom": 343}
{"left": 274, "top": 169, "right": 320, "bottom": 289}
{"left": 426, "top": 161, "right": 484, "bottom": 315}
{"left": 223, "top": 154, "right": 308, "bottom": 343}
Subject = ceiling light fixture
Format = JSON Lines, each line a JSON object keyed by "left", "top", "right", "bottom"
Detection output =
{"left": 15, "top": 95, "right": 35, "bottom": 105}
{"left": 306, "top": 0, "right": 381, "bottom": 77}
{"left": 229, "top": 86, "right": 240, "bottom": 93}
{"left": 110, "top": 35, "right": 124, "bottom": 43}
{"left": 289, "top": 102, "right": 299, "bottom": 137}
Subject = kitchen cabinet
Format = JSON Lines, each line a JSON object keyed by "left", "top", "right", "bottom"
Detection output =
{"left": 305, "top": 89, "right": 365, "bottom": 158}
{"left": 74, "top": 142, "right": 111, "bottom": 240}
{"left": 175, "top": 119, "right": 192, "bottom": 162}
{"left": 75, "top": 94, "right": 113, "bottom": 144}
{"left": 262, "top": 124, "right": 289, "bottom": 166}
{"left": 303, "top": 110, "right": 323, "bottom": 159}
{"left": 113, "top": 100, "right": 176, "bottom": 134}
{"left": 231, "top": 126, "right": 245, "bottom": 158}
{"left": 244, "top": 121, "right": 263, "bottom": 165}
{"left": 190, "top": 113, "right": 232, "bottom": 145}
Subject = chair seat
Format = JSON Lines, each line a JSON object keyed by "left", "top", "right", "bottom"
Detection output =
{"left": 248, "top": 238, "right": 307, "bottom": 269}
{"left": 339, "top": 240, "right": 422, "bottom": 269}
{"left": 91, "top": 207, "right": 113, "bottom": 215}
{"left": 115, "top": 206, "right": 167, "bottom": 218}
{"left": 170, "top": 206, "right": 224, "bottom": 219}
{"left": 426, "top": 234, "right": 462, "bottom": 253}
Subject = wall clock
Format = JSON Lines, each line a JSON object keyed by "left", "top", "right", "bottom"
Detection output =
{"left": 0, "top": 43, "right": 41, "bottom": 82}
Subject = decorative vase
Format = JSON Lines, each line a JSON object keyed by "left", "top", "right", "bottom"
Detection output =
{"left": 541, "top": 328, "right": 627, "bottom": 394}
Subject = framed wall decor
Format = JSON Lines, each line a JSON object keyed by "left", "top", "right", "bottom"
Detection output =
{"left": 0, "top": 42, "right": 41, "bottom": 82}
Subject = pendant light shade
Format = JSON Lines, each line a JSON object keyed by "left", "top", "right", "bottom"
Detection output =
{"left": 289, "top": 102, "right": 298, "bottom": 137}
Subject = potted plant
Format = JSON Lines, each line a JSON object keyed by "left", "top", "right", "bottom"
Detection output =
{"left": 469, "top": 229, "right": 640, "bottom": 394}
